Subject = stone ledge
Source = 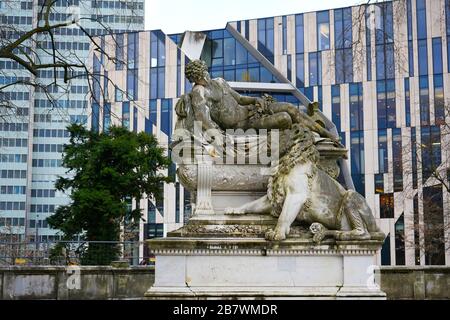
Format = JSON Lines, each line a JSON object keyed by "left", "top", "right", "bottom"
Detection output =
{"left": 144, "top": 286, "right": 386, "bottom": 300}
{"left": 146, "top": 237, "right": 383, "bottom": 256}
{"left": 380, "top": 266, "right": 450, "bottom": 273}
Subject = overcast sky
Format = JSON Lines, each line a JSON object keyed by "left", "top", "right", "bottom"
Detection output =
{"left": 145, "top": 0, "right": 368, "bottom": 34}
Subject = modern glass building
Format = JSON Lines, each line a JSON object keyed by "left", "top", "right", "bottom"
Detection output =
{"left": 0, "top": 0, "right": 144, "bottom": 242}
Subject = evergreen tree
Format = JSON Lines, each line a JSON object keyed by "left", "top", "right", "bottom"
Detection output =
{"left": 47, "top": 124, "right": 171, "bottom": 265}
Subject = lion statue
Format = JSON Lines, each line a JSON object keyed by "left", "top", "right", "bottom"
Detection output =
{"left": 225, "top": 124, "right": 385, "bottom": 243}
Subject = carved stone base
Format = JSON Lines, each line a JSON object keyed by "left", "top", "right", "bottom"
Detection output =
{"left": 144, "top": 237, "right": 386, "bottom": 300}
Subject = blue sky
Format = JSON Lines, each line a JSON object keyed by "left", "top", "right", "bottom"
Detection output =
{"left": 145, "top": 0, "right": 366, "bottom": 34}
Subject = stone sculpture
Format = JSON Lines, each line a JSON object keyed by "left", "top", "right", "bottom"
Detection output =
{"left": 171, "top": 59, "right": 383, "bottom": 243}
{"left": 146, "top": 58, "right": 386, "bottom": 300}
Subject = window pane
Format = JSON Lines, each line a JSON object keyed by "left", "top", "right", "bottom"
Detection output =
{"left": 432, "top": 38, "right": 443, "bottom": 74}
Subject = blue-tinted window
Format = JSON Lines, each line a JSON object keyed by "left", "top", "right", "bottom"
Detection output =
{"left": 161, "top": 99, "right": 172, "bottom": 138}
{"left": 282, "top": 16, "right": 287, "bottom": 54}
{"left": 384, "top": 3, "right": 394, "bottom": 42}
{"left": 177, "top": 50, "right": 182, "bottom": 97}
{"left": 413, "top": 195, "right": 420, "bottom": 264}
{"left": 145, "top": 118, "right": 152, "bottom": 134}
{"left": 365, "top": 7, "right": 372, "bottom": 81}
{"left": 309, "top": 52, "right": 322, "bottom": 86}
{"left": 245, "top": 20, "right": 250, "bottom": 40}
{"left": 150, "top": 69, "right": 157, "bottom": 98}
{"left": 133, "top": 106, "right": 138, "bottom": 133}
{"left": 335, "top": 9, "right": 344, "bottom": 49}
{"left": 156, "top": 182, "right": 164, "bottom": 217}
{"left": 434, "top": 74, "right": 445, "bottom": 125}
{"left": 317, "top": 11, "right": 330, "bottom": 50}
{"left": 392, "top": 128, "right": 403, "bottom": 192}
{"left": 150, "top": 31, "right": 166, "bottom": 99}
{"left": 446, "top": 0, "right": 450, "bottom": 35}
{"left": 416, "top": 0, "right": 427, "bottom": 40}
{"left": 287, "top": 54, "right": 292, "bottom": 81}
{"left": 236, "top": 42, "right": 247, "bottom": 65}
{"left": 335, "top": 48, "right": 353, "bottom": 84}
{"left": 407, "top": 0, "right": 413, "bottom": 40}
{"left": 91, "top": 102, "right": 99, "bottom": 133}
{"left": 331, "top": 85, "right": 341, "bottom": 132}
{"left": 408, "top": 41, "right": 414, "bottom": 77}
{"left": 257, "top": 18, "right": 275, "bottom": 63}
{"left": 418, "top": 39, "right": 428, "bottom": 76}
{"left": 317, "top": 86, "right": 323, "bottom": 111}
{"left": 296, "top": 53, "right": 304, "bottom": 88}
{"left": 423, "top": 184, "right": 447, "bottom": 265}
{"left": 183, "top": 188, "right": 192, "bottom": 223}
{"left": 423, "top": 185, "right": 445, "bottom": 265}
{"left": 419, "top": 76, "right": 430, "bottom": 126}
{"left": 149, "top": 99, "right": 157, "bottom": 125}
{"left": 375, "top": 2, "right": 394, "bottom": 44}
{"left": 260, "top": 67, "right": 273, "bottom": 82}
{"left": 92, "top": 54, "right": 101, "bottom": 102}
{"left": 378, "top": 129, "right": 388, "bottom": 173}
{"left": 301, "top": 86, "right": 314, "bottom": 102}
{"left": 127, "top": 68, "right": 138, "bottom": 100}
{"left": 224, "top": 37, "right": 236, "bottom": 66}
{"left": 381, "top": 233, "right": 391, "bottom": 265}
{"left": 405, "top": 78, "right": 411, "bottom": 127}
{"left": 395, "top": 214, "right": 405, "bottom": 265}
{"left": 115, "top": 34, "right": 124, "bottom": 70}
{"left": 147, "top": 201, "right": 156, "bottom": 223}
{"left": 127, "top": 32, "right": 139, "bottom": 69}
{"left": 205, "top": 31, "right": 278, "bottom": 83}
{"left": 377, "top": 79, "right": 396, "bottom": 129}
{"left": 350, "top": 130, "right": 365, "bottom": 195}
{"left": 376, "top": 43, "right": 395, "bottom": 80}
{"left": 377, "top": 81, "right": 387, "bottom": 129}
{"left": 103, "top": 103, "right": 111, "bottom": 132}
{"left": 411, "top": 128, "right": 418, "bottom": 188}
{"left": 432, "top": 38, "right": 443, "bottom": 74}
{"left": 175, "top": 182, "right": 180, "bottom": 223}
{"left": 334, "top": 7, "right": 352, "bottom": 49}
{"left": 157, "top": 67, "right": 165, "bottom": 98}
{"left": 349, "top": 83, "right": 363, "bottom": 131}
{"left": 295, "top": 14, "right": 304, "bottom": 53}
{"left": 421, "top": 126, "right": 441, "bottom": 182}
{"left": 122, "top": 101, "right": 130, "bottom": 129}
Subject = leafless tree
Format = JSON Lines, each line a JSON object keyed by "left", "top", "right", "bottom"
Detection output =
{"left": 0, "top": 0, "right": 141, "bottom": 121}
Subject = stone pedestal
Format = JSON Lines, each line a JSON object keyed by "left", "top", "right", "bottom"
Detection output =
{"left": 145, "top": 237, "right": 386, "bottom": 300}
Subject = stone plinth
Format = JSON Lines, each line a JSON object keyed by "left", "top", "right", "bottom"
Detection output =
{"left": 145, "top": 237, "right": 386, "bottom": 300}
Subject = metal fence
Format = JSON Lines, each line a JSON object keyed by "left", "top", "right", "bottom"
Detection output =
{"left": 0, "top": 241, "right": 152, "bottom": 266}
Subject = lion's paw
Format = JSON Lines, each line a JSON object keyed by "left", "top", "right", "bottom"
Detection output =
{"left": 265, "top": 228, "right": 287, "bottom": 241}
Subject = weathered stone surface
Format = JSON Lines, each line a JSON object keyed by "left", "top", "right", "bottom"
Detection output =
{"left": 3, "top": 273, "right": 56, "bottom": 300}
{"left": 378, "top": 266, "right": 450, "bottom": 300}
{"left": 0, "top": 266, "right": 448, "bottom": 299}
{"left": 145, "top": 237, "right": 386, "bottom": 300}
{"left": 0, "top": 266, "right": 154, "bottom": 300}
